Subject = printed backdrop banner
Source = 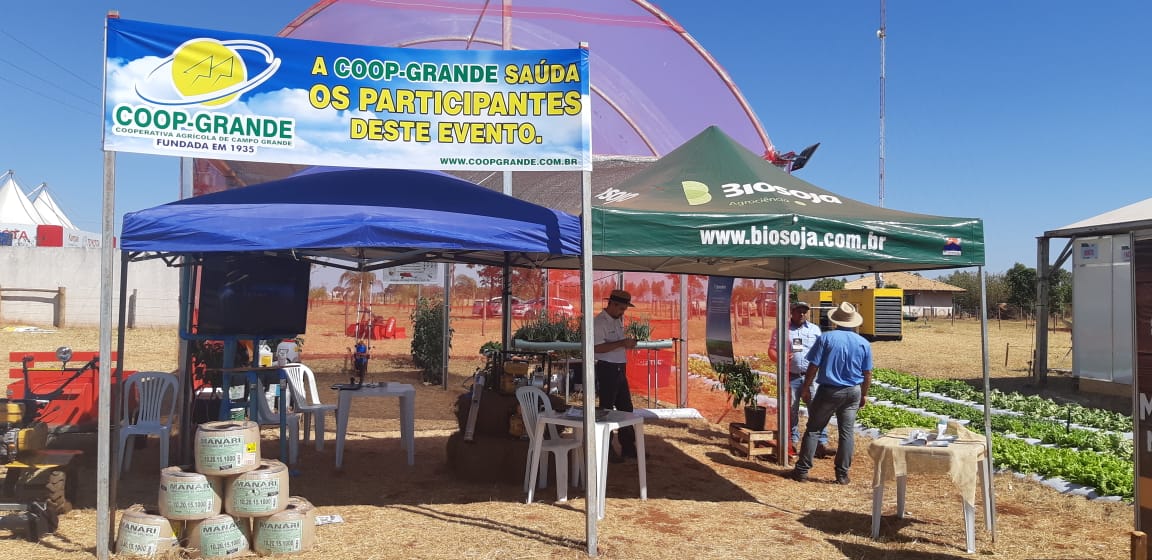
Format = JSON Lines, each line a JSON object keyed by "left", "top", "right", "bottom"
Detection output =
{"left": 383, "top": 263, "right": 441, "bottom": 285}
{"left": 103, "top": 18, "right": 591, "bottom": 171}
{"left": 705, "top": 276, "right": 735, "bottom": 367}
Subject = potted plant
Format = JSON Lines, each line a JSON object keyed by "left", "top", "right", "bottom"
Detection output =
{"left": 715, "top": 360, "right": 766, "bottom": 431}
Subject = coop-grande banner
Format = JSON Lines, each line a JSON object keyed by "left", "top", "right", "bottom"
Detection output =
{"left": 103, "top": 18, "right": 591, "bottom": 171}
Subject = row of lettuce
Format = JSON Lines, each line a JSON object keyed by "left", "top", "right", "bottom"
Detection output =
{"left": 864, "top": 368, "right": 1133, "bottom": 499}
{"left": 689, "top": 357, "right": 1134, "bottom": 500}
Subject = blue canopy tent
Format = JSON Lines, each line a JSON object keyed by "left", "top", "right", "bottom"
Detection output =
{"left": 122, "top": 167, "right": 581, "bottom": 270}
{"left": 116, "top": 167, "right": 581, "bottom": 479}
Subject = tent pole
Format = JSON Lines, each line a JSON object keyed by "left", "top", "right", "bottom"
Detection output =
{"left": 97, "top": 149, "right": 116, "bottom": 559}
{"left": 678, "top": 275, "right": 688, "bottom": 408}
{"left": 776, "top": 279, "right": 790, "bottom": 466}
{"left": 177, "top": 259, "right": 198, "bottom": 463}
{"left": 109, "top": 248, "right": 130, "bottom": 525}
{"left": 579, "top": 165, "right": 599, "bottom": 556}
{"left": 442, "top": 263, "right": 451, "bottom": 390}
{"left": 502, "top": 255, "right": 512, "bottom": 350}
{"left": 978, "top": 266, "right": 997, "bottom": 540}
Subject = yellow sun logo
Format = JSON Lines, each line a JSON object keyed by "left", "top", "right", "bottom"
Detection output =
{"left": 171, "top": 40, "right": 247, "bottom": 107}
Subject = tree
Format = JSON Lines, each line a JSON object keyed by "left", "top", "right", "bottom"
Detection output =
{"left": 809, "top": 277, "right": 845, "bottom": 291}
{"left": 629, "top": 277, "right": 652, "bottom": 302}
{"left": 788, "top": 283, "right": 805, "bottom": 303}
{"left": 340, "top": 271, "right": 382, "bottom": 306}
{"left": 453, "top": 274, "right": 478, "bottom": 304}
{"left": 1049, "top": 267, "right": 1073, "bottom": 316}
{"left": 1005, "top": 263, "right": 1037, "bottom": 314}
{"left": 651, "top": 278, "right": 667, "bottom": 301}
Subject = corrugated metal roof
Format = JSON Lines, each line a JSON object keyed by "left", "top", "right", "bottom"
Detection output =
{"left": 1045, "top": 196, "right": 1152, "bottom": 238}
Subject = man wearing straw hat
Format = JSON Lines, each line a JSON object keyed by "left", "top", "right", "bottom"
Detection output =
{"left": 789, "top": 302, "right": 873, "bottom": 485}
{"left": 594, "top": 289, "right": 639, "bottom": 463}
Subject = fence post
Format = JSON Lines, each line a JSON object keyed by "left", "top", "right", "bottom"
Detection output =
{"left": 56, "top": 286, "right": 66, "bottom": 328}
{"left": 1004, "top": 342, "right": 1010, "bottom": 368}
{"left": 1131, "top": 531, "right": 1147, "bottom": 560}
{"left": 128, "top": 288, "right": 137, "bottom": 329}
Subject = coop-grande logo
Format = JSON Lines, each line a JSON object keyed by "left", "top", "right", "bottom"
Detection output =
{"left": 137, "top": 38, "right": 282, "bottom": 108}
{"left": 680, "top": 180, "right": 842, "bottom": 206}
{"left": 111, "top": 37, "right": 295, "bottom": 152}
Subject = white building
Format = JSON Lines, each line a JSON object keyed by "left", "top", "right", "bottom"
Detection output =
{"left": 1036, "top": 197, "right": 1152, "bottom": 395}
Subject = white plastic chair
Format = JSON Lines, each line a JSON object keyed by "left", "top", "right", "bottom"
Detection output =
{"left": 516, "top": 386, "right": 583, "bottom": 503}
{"left": 118, "top": 372, "right": 178, "bottom": 478}
{"left": 283, "top": 363, "right": 337, "bottom": 451}
{"left": 252, "top": 375, "right": 301, "bottom": 465}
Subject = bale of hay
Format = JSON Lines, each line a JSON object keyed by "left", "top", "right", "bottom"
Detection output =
{"left": 444, "top": 431, "right": 530, "bottom": 484}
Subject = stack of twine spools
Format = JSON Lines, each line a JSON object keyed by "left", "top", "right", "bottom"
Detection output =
{"left": 115, "top": 420, "right": 317, "bottom": 558}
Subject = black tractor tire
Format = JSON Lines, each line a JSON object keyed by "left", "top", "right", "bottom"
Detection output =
{"left": 41, "top": 470, "right": 72, "bottom": 515}
{"left": 14, "top": 467, "right": 72, "bottom": 516}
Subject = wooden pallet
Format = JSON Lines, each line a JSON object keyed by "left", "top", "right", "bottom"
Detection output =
{"left": 728, "top": 422, "right": 779, "bottom": 460}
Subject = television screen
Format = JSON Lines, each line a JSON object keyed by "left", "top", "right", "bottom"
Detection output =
{"left": 196, "top": 254, "right": 310, "bottom": 336}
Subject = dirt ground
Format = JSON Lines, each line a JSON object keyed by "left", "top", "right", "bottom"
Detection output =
{"left": 0, "top": 302, "right": 1135, "bottom": 559}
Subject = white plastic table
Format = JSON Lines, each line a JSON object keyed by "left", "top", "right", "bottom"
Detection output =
{"left": 868, "top": 428, "right": 993, "bottom": 553}
{"left": 531, "top": 409, "right": 646, "bottom": 519}
{"left": 333, "top": 382, "right": 416, "bottom": 468}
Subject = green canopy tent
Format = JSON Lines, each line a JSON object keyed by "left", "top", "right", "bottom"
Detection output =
{"left": 586, "top": 128, "right": 993, "bottom": 544}
{"left": 591, "top": 126, "right": 985, "bottom": 277}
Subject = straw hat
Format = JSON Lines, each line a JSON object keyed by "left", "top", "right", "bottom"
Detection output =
{"left": 607, "top": 289, "right": 635, "bottom": 307}
{"left": 827, "top": 302, "right": 863, "bottom": 328}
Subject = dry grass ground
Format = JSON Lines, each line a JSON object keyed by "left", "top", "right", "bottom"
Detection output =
{"left": 0, "top": 304, "right": 1132, "bottom": 559}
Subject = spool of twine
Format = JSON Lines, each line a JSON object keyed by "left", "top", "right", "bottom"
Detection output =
{"left": 159, "top": 465, "right": 224, "bottom": 520}
{"left": 224, "top": 459, "right": 290, "bottom": 517}
{"left": 116, "top": 504, "right": 180, "bottom": 558}
{"left": 194, "top": 420, "right": 260, "bottom": 475}
{"left": 251, "top": 496, "right": 318, "bottom": 555}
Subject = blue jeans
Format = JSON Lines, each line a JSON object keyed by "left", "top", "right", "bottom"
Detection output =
{"left": 794, "top": 384, "right": 861, "bottom": 479}
{"left": 789, "top": 376, "right": 829, "bottom": 445}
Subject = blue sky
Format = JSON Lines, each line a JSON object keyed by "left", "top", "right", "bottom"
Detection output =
{"left": 1, "top": 1, "right": 1148, "bottom": 276}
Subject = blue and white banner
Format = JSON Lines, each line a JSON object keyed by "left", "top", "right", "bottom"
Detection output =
{"left": 103, "top": 18, "right": 591, "bottom": 171}
{"left": 705, "top": 276, "right": 735, "bottom": 367}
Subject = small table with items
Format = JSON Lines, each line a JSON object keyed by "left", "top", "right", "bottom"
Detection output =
{"left": 867, "top": 425, "right": 993, "bottom": 553}
{"left": 332, "top": 382, "right": 416, "bottom": 468}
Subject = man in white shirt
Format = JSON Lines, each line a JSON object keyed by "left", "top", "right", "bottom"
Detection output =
{"left": 594, "top": 289, "right": 639, "bottom": 462}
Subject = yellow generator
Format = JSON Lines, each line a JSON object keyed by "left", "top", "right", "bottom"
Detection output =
{"left": 798, "top": 288, "right": 904, "bottom": 341}
{"left": 833, "top": 288, "right": 904, "bottom": 341}
{"left": 797, "top": 290, "right": 835, "bottom": 330}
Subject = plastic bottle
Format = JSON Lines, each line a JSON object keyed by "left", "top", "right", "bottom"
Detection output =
{"left": 258, "top": 343, "right": 273, "bottom": 367}
{"left": 936, "top": 417, "right": 948, "bottom": 438}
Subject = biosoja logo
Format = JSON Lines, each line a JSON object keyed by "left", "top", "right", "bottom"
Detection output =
{"left": 681, "top": 180, "right": 842, "bottom": 206}
{"left": 595, "top": 188, "right": 639, "bottom": 204}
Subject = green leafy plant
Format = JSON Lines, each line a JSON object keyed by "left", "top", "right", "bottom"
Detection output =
{"left": 410, "top": 297, "right": 452, "bottom": 384}
{"left": 513, "top": 311, "right": 581, "bottom": 341}
{"left": 626, "top": 317, "right": 652, "bottom": 341}
{"left": 715, "top": 360, "right": 762, "bottom": 410}
{"left": 478, "top": 340, "right": 502, "bottom": 357}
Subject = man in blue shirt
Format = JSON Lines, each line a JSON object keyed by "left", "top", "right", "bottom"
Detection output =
{"left": 789, "top": 302, "right": 873, "bottom": 485}
{"left": 767, "top": 302, "right": 829, "bottom": 455}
